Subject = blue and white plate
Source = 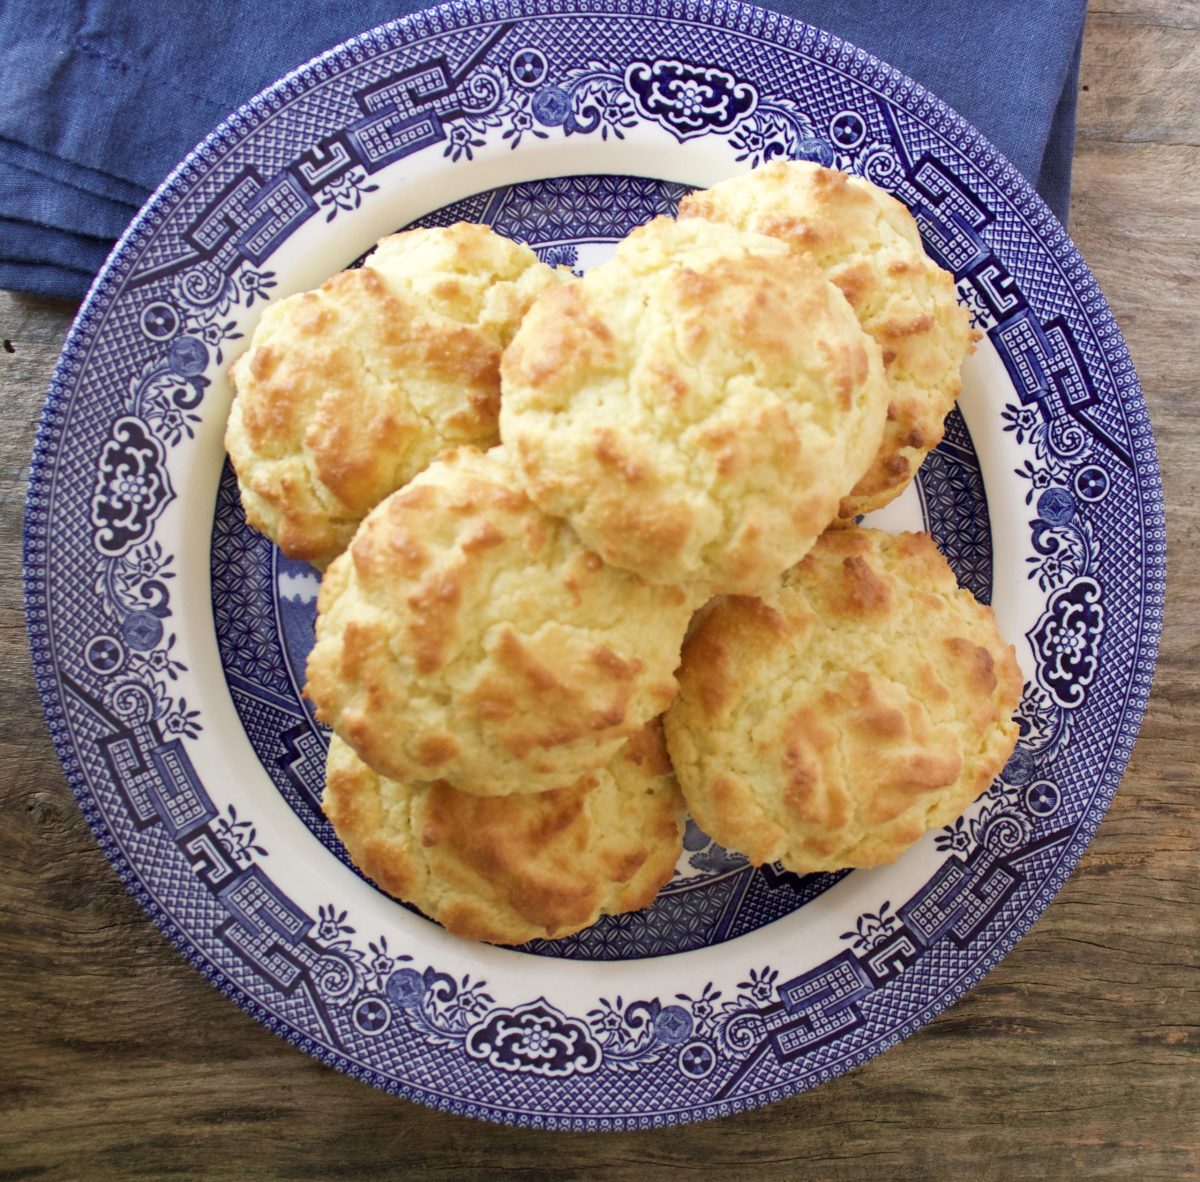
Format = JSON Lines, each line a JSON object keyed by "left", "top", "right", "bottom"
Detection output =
{"left": 25, "top": 0, "right": 1164, "bottom": 1129}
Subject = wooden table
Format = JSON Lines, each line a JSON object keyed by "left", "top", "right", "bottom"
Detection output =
{"left": 1, "top": 4, "right": 1195, "bottom": 1177}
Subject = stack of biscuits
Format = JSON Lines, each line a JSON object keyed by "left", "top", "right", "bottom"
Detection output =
{"left": 226, "top": 161, "right": 1023, "bottom": 946}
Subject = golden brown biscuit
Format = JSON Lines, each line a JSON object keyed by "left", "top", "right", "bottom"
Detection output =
{"left": 323, "top": 721, "right": 685, "bottom": 944}
{"left": 678, "top": 161, "right": 975, "bottom": 520}
{"left": 664, "top": 528, "right": 1022, "bottom": 873}
{"left": 305, "top": 446, "right": 697, "bottom": 796}
{"left": 499, "top": 216, "right": 888, "bottom": 595}
{"left": 225, "top": 223, "right": 563, "bottom": 568}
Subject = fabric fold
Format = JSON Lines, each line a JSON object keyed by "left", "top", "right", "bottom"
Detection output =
{"left": 0, "top": 154, "right": 138, "bottom": 239}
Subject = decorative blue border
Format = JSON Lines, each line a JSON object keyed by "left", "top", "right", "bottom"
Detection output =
{"left": 24, "top": 0, "right": 1164, "bottom": 1129}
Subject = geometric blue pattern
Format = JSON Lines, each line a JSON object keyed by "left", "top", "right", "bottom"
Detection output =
{"left": 24, "top": 0, "right": 1164, "bottom": 1130}
{"left": 918, "top": 407, "right": 994, "bottom": 603}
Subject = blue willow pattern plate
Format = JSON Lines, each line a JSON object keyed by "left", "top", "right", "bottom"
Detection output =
{"left": 24, "top": 0, "right": 1163, "bottom": 1129}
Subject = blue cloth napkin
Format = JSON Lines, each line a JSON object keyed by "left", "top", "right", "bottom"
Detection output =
{"left": 0, "top": 0, "right": 1086, "bottom": 300}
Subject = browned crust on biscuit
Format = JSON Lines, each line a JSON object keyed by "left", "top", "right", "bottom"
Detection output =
{"left": 305, "top": 447, "right": 697, "bottom": 796}
{"left": 664, "top": 527, "right": 1023, "bottom": 873}
{"left": 678, "top": 162, "right": 975, "bottom": 521}
{"left": 500, "top": 216, "right": 888, "bottom": 594}
{"left": 322, "top": 725, "right": 685, "bottom": 944}
{"left": 225, "top": 223, "right": 563, "bottom": 568}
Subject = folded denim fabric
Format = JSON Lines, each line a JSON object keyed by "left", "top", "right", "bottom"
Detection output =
{"left": 0, "top": 257, "right": 95, "bottom": 300}
{"left": 1033, "top": 26, "right": 1085, "bottom": 224}
{"left": 0, "top": 152, "right": 137, "bottom": 240}
{"left": 0, "top": 0, "right": 1087, "bottom": 300}
{"left": 0, "top": 217, "right": 110, "bottom": 275}
{"left": 0, "top": 137, "right": 146, "bottom": 207}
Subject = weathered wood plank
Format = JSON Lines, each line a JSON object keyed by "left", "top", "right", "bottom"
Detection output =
{"left": 1077, "top": 18, "right": 1200, "bottom": 149}
{"left": 1088, "top": 1, "right": 1199, "bottom": 29}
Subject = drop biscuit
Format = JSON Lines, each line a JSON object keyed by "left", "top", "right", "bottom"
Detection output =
{"left": 306, "top": 446, "right": 696, "bottom": 796}
{"left": 679, "top": 161, "right": 975, "bottom": 520}
{"left": 323, "top": 721, "right": 685, "bottom": 944}
{"left": 664, "top": 528, "right": 1023, "bottom": 873}
{"left": 500, "top": 215, "right": 889, "bottom": 594}
{"left": 226, "top": 223, "right": 562, "bottom": 567}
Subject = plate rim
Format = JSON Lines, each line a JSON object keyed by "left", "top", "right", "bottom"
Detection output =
{"left": 22, "top": 0, "right": 1166, "bottom": 1130}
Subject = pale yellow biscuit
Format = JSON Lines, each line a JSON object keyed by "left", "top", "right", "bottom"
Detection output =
{"left": 225, "top": 223, "right": 563, "bottom": 568}
{"left": 305, "top": 446, "right": 696, "bottom": 796}
{"left": 678, "top": 161, "right": 975, "bottom": 520}
{"left": 664, "top": 528, "right": 1022, "bottom": 873}
{"left": 499, "top": 216, "right": 888, "bottom": 595}
{"left": 323, "top": 721, "right": 685, "bottom": 944}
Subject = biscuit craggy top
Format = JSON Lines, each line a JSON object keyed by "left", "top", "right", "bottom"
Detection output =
{"left": 499, "top": 216, "right": 889, "bottom": 595}
{"left": 678, "top": 162, "right": 975, "bottom": 520}
{"left": 323, "top": 722, "right": 685, "bottom": 945}
{"left": 664, "top": 528, "right": 1023, "bottom": 873}
{"left": 225, "top": 222, "right": 563, "bottom": 568}
{"left": 305, "top": 446, "right": 696, "bottom": 796}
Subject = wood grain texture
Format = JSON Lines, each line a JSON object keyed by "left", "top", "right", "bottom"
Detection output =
{"left": 0, "top": 6, "right": 1196, "bottom": 1179}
